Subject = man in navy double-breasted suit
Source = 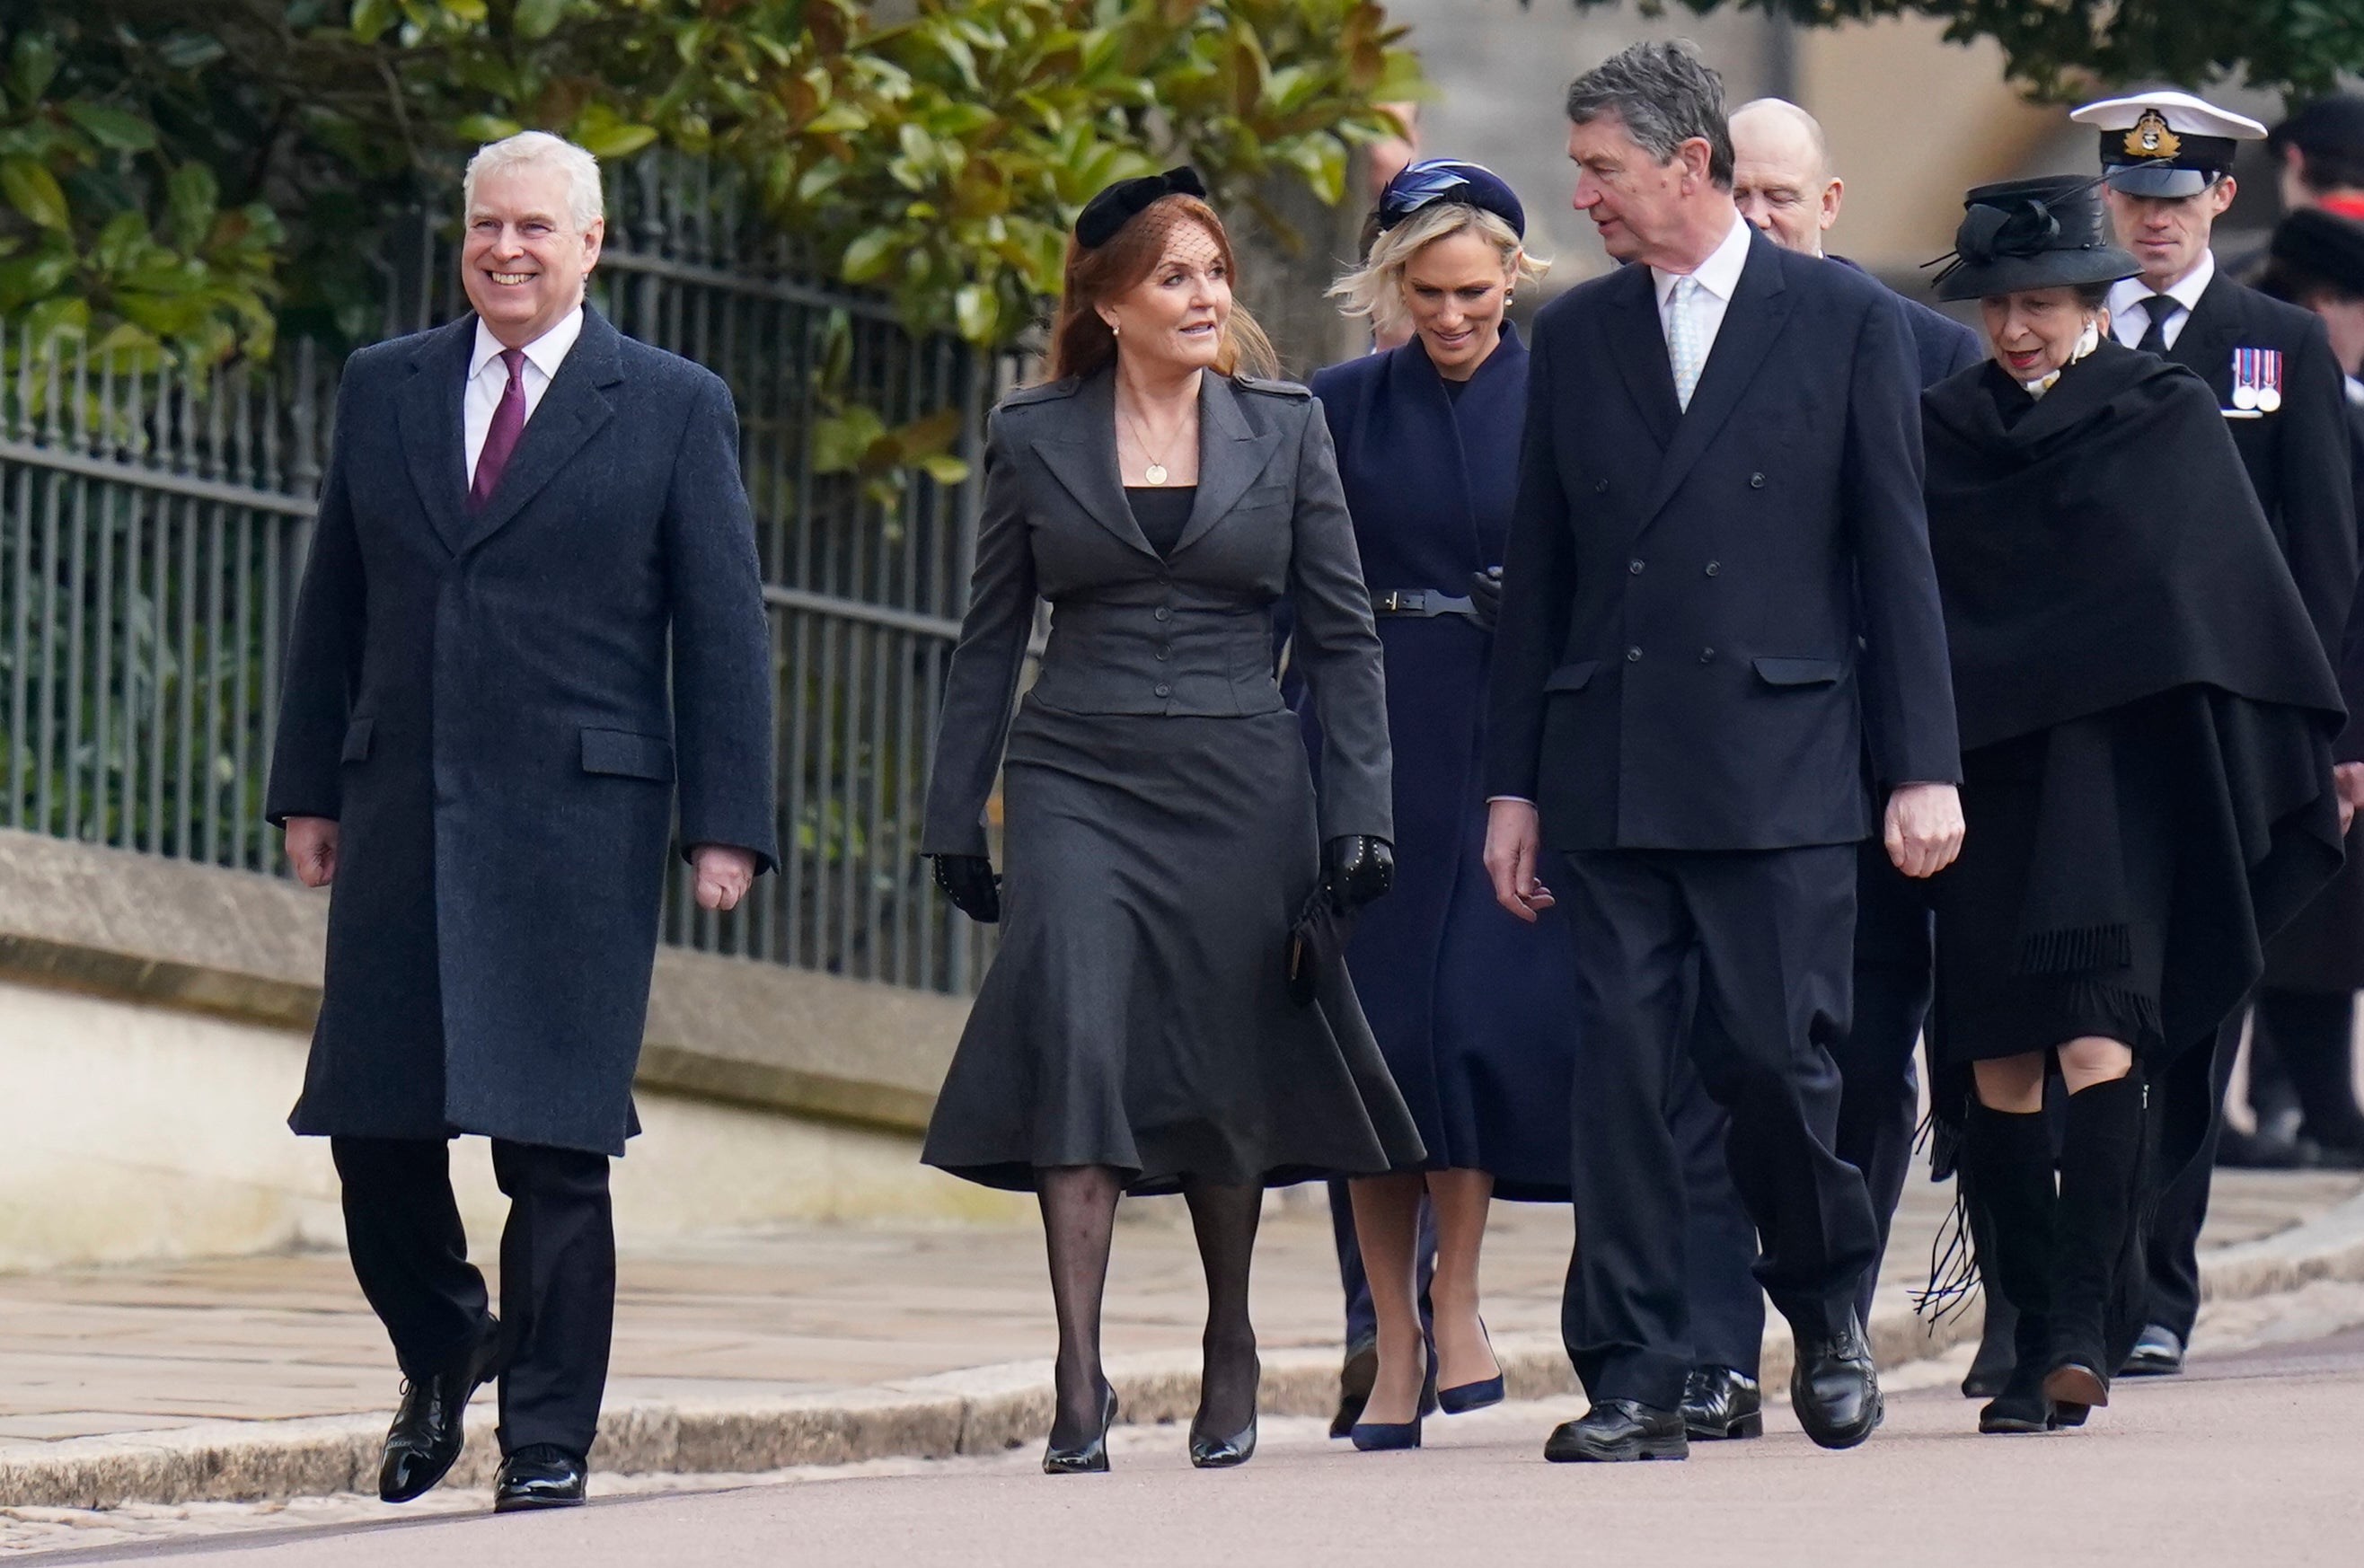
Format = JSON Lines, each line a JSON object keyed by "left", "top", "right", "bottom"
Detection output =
{"left": 1483, "top": 43, "right": 1963, "bottom": 1462}
{"left": 267, "top": 132, "right": 777, "bottom": 1512}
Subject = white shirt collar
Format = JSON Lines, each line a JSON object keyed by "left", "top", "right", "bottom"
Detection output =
{"left": 470, "top": 304, "right": 585, "bottom": 383}
{"left": 1653, "top": 210, "right": 1752, "bottom": 306}
{"left": 2107, "top": 248, "right": 2216, "bottom": 316}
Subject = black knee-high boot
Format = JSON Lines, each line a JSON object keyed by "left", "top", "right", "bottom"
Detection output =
{"left": 2046, "top": 1073, "right": 2146, "bottom": 1413}
{"left": 1963, "top": 1102, "right": 2056, "bottom": 1433}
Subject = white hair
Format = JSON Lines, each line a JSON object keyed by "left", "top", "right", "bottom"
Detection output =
{"left": 1328, "top": 203, "right": 1549, "bottom": 342}
{"left": 463, "top": 131, "right": 604, "bottom": 231}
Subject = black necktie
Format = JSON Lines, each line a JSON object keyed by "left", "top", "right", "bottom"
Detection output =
{"left": 2135, "top": 293, "right": 2181, "bottom": 356}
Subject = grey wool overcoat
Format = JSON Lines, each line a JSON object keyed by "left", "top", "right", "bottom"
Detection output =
{"left": 266, "top": 307, "right": 779, "bottom": 1155}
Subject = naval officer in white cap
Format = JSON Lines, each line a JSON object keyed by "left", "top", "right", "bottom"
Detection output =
{"left": 2074, "top": 86, "right": 2360, "bottom": 1382}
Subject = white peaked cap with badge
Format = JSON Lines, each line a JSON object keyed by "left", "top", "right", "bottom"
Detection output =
{"left": 2072, "top": 90, "right": 2269, "bottom": 198}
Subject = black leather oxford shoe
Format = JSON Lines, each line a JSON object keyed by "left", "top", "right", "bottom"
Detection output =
{"left": 1791, "top": 1317, "right": 1883, "bottom": 1450}
{"left": 378, "top": 1317, "right": 501, "bottom": 1504}
{"left": 1681, "top": 1365, "right": 1763, "bottom": 1440}
{"left": 1543, "top": 1400, "right": 1688, "bottom": 1463}
{"left": 2120, "top": 1323, "right": 2185, "bottom": 1378}
{"left": 493, "top": 1444, "right": 589, "bottom": 1512}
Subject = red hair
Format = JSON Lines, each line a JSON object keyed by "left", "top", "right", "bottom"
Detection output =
{"left": 1045, "top": 194, "right": 1278, "bottom": 382}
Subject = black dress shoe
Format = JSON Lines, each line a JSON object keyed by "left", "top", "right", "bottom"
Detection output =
{"left": 1543, "top": 1400, "right": 1688, "bottom": 1463}
{"left": 1790, "top": 1316, "right": 1882, "bottom": 1451}
{"left": 2119, "top": 1323, "right": 2184, "bottom": 1378}
{"left": 493, "top": 1444, "right": 588, "bottom": 1512}
{"left": 378, "top": 1317, "right": 501, "bottom": 1504}
{"left": 1680, "top": 1366, "right": 1762, "bottom": 1440}
{"left": 1044, "top": 1382, "right": 1118, "bottom": 1475}
{"left": 1330, "top": 1341, "right": 1377, "bottom": 1439}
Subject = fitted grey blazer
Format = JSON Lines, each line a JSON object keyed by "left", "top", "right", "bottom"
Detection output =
{"left": 922, "top": 366, "right": 1391, "bottom": 858}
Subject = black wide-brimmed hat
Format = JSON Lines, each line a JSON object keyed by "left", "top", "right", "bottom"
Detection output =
{"left": 1929, "top": 176, "right": 2141, "bottom": 303}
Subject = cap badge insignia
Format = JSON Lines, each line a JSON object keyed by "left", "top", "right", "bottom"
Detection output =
{"left": 2125, "top": 110, "right": 2182, "bottom": 159}
{"left": 2232, "top": 347, "right": 2283, "bottom": 413}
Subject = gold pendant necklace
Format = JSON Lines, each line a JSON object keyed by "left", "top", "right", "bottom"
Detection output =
{"left": 1121, "top": 402, "right": 1184, "bottom": 486}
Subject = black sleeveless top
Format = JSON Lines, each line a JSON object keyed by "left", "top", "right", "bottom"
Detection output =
{"left": 1125, "top": 485, "right": 1197, "bottom": 558}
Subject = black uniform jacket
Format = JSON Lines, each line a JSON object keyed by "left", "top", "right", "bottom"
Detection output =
{"left": 266, "top": 308, "right": 779, "bottom": 1155}
{"left": 922, "top": 367, "right": 1390, "bottom": 857}
{"left": 2153, "top": 271, "right": 2359, "bottom": 659}
{"left": 1485, "top": 229, "right": 1961, "bottom": 851}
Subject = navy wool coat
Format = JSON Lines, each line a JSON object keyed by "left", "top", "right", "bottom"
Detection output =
{"left": 1305, "top": 328, "right": 1577, "bottom": 1198}
{"left": 1485, "top": 231, "right": 1962, "bottom": 850}
{"left": 266, "top": 308, "right": 779, "bottom": 1155}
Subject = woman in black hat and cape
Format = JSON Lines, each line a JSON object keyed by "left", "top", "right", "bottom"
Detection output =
{"left": 1919, "top": 176, "right": 2348, "bottom": 1434}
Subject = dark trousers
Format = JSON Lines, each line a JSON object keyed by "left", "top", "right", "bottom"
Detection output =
{"left": 1680, "top": 841, "right": 1935, "bottom": 1370}
{"left": 1560, "top": 845, "right": 1880, "bottom": 1410}
{"left": 2142, "top": 1013, "right": 2241, "bottom": 1341}
{"left": 331, "top": 1135, "right": 615, "bottom": 1458}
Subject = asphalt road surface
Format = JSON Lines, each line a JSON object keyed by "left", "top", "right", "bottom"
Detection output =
{"left": 42, "top": 1327, "right": 2364, "bottom": 1568}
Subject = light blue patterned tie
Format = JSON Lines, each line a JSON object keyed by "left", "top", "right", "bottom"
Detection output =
{"left": 1667, "top": 276, "right": 1705, "bottom": 412}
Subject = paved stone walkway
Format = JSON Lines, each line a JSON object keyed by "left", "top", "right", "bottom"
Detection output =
{"left": 1, "top": 1167, "right": 2354, "bottom": 1448}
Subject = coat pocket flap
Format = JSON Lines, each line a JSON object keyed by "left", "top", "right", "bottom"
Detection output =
{"left": 1751, "top": 656, "right": 1846, "bottom": 687}
{"left": 1544, "top": 660, "right": 1601, "bottom": 692}
{"left": 580, "top": 727, "right": 675, "bottom": 782}
{"left": 340, "top": 718, "right": 374, "bottom": 762}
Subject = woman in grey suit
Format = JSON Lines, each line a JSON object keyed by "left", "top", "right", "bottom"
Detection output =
{"left": 922, "top": 169, "right": 1422, "bottom": 1475}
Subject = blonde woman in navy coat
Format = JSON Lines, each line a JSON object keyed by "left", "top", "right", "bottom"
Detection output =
{"left": 1305, "top": 161, "right": 1575, "bottom": 1449}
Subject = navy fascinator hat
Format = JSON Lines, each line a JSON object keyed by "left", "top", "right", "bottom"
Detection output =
{"left": 1377, "top": 160, "right": 1525, "bottom": 241}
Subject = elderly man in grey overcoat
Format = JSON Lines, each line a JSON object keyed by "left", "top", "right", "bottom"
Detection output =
{"left": 266, "top": 131, "right": 777, "bottom": 1513}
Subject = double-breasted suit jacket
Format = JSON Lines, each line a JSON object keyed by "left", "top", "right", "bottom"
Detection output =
{"left": 267, "top": 307, "right": 779, "bottom": 1157}
{"left": 1486, "top": 233, "right": 1962, "bottom": 848}
{"left": 917, "top": 366, "right": 1422, "bottom": 1194}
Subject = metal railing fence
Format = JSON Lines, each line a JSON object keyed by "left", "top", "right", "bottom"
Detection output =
{"left": 1, "top": 150, "right": 1006, "bottom": 995}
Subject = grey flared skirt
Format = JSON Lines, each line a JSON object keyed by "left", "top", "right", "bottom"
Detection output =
{"left": 922, "top": 698, "right": 1425, "bottom": 1194}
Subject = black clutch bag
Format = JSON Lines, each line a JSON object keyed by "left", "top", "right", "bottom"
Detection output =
{"left": 1284, "top": 885, "right": 1354, "bottom": 1007}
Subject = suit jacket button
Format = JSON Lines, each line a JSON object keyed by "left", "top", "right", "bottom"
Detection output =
{"left": 1705, "top": 560, "right": 1721, "bottom": 576}
{"left": 1156, "top": 646, "right": 1171, "bottom": 661}
{"left": 1628, "top": 559, "right": 1645, "bottom": 575}
{"left": 1154, "top": 683, "right": 1171, "bottom": 698}
{"left": 1154, "top": 607, "right": 1171, "bottom": 621}
{"left": 1749, "top": 472, "right": 1766, "bottom": 489}
{"left": 1626, "top": 646, "right": 1643, "bottom": 662}
{"left": 1594, "top": 479, "right": 1610, "bottom": 494}
{"left": 1699, "top": 647, "right": 1715, "bottom": 663}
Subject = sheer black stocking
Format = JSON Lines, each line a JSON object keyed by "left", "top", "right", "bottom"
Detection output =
{"left": 1036, "top": 1165, "right": 1123, "bottom": 1448}
{"left": 1184, "top": 1179, "right": 1264, "bottom": 1440}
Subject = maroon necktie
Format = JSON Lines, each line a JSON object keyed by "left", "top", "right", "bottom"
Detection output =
{"left": 469, "top": 348, "right": 527, "bottom": 512}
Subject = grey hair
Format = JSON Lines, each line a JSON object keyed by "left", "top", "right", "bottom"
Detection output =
{"left": 463, "top": 131, "right": 605, "bottom": 231}
{"left": 1328, "top": 204, "right": 1549, "bottom": 341}
{"left": 1565, "top": 41, "right": 1734, "bottom": 190}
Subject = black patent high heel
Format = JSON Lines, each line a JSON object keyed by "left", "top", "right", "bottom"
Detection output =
{"left": 1044, "top": 1382, "right": 1118, "bottom": 1475}
{"left": 1189, "top": 1346, "right": 1259, "bottom": 1468}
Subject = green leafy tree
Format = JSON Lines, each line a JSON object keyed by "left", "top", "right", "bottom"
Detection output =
{"left": 0, "top": 1, "right": 1421, "bottom": 368}
{"left": 1537, "top": 1, "right": 2364, "bottom": 100}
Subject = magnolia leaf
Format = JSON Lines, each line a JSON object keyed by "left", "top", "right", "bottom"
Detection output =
{"left": 916, "top": 452, "right": 971, "bottom": 486}
{"left": 10, "top": 34, "right": 60, "bottom": 104}
{"left": 63, "top": 102, "right": 160, "bottom": 154}
{"left": 514, "top": 0, "right": 569, "bottom": 42}
{"left": 952, "top": 282, "right": 998, "bottom": 343}
{"left": 0, "top": 158, "right": 69, "bottom": 232}
{"left": 840, "top": 227, "right": 900, "bottom": 283}
{"left": 576, "top": 121, "right": 660, "bottom": 160}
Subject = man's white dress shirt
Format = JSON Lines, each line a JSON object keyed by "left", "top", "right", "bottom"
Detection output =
{"left": 1652, "top": 209, "right": 1754, "bottom": 374}
{"left": 2106, "top": 250, "right": 2215, "bottom": 353}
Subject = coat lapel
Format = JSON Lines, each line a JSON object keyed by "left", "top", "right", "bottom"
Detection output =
{"left": 2166, "top": 276, "right": 2236, "bottom": 401}
{"left": 1170, "top": 374, "right": 1282, "bottom": 558}
{"left": 1605, "top": 266, "right": 1680, "bottom": 451}
{"left": 1636, "top": 233, "right": 1793, "bottom": 529}
{"left": 450, "top": 306, "right": 622, "bottom": 557}
{"left": 1030, "top": 371, "right": 1158, "bottom": 559}
{"left": 395, "top": 319, "right": 475, "bottom": 556}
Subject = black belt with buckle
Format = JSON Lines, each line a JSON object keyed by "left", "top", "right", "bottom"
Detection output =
{"left": 1373, "top": 588, "right": 1478, "bottom": 620}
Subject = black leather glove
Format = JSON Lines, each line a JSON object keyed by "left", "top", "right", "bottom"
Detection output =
{"left": 1469, "top": 566, "right": 1504, "bottom": 632}
{"left": 1322, "top": 834, "right": 1395, "bottom": 914}
{"left": 931, "top": 853, "right": 1001, "bottom": 923}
